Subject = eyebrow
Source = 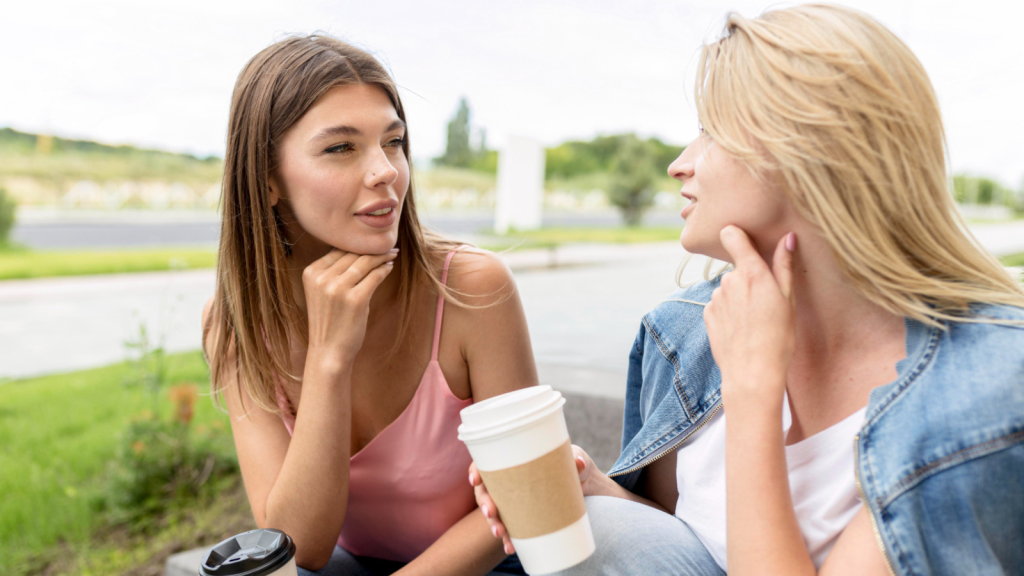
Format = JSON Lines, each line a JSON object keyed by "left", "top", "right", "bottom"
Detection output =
{"left": 310, "top": 119, "right": 406, "bottom": 143}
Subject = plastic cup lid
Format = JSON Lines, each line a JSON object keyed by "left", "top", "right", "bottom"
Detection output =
{"left": 458, "top": 385, "right": 563, "bottom": 442}
{"left": 199, "top": 529, "right": 296, "bottom": 576}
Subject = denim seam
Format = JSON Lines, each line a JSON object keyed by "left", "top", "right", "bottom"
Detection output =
{"left": 642, "top": 315, "right": 696, "bottom": 420}
{"left": 863, "top": 324, "right": 941, "bottom": 427}
{"left": 862, "top": 434, "right": 914, "bottom": 576}
{"left": 880, "top": 427, "right": 1024, "bottom": 509}
{"left": 620, "top": 420, "right": 692, "bottom": 471}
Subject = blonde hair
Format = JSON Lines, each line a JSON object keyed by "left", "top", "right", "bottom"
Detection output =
{"left": 204, "top": 35, "right": 464, "bottom": 414}
{"left": 692, "top": 3, "right": 1024, "bottom": 326}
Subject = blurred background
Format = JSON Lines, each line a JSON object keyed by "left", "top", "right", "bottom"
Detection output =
{"left": 2, "top": 1, "right": 1023, "bottom": 574}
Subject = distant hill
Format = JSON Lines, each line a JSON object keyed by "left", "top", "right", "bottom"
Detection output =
{"left": 0, "top": 128, "right": 223, "bottom": 189}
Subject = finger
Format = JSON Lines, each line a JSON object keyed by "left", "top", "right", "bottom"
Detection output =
{"left": 338, "top": 252, "right": 399, "bottom": 287}
{"left": 772, "top": 232, "right": 796, "bottom": 303}
{"left": 503, "top": 536, "right": 515, "bottom": 555}
{"left": 571, "top": 445, "right": 591, "bottom": 482}
{"left": 305, "top": 249, "right": 347, "bottom": 276}
{"left": 469, "top": 463, "right": 480, "bottom": 486}
{"left": 349, "top": 261, "right": 395, "bottom": 301}
{"left": 719, "top": 225, "right": 769, "bottom": 272}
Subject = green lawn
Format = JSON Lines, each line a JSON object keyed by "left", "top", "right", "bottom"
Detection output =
{"left": 1000, "top": 251, "right": 1024, "bottom": 268}
{"left": 479, "top": 225, "right": 682, "bottom": 251}
{"left": 0, "top": 246, "right": 217, "bottom": 281}
{"left": 0, "top": 351, "right": 236, "bottom": 576}
{"left": 0, "top": 227, "right": 684, "bottom": 281}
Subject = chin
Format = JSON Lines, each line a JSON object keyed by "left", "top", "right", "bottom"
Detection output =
{"left": 329, "top": 231, "right": 399, "bottom": 255}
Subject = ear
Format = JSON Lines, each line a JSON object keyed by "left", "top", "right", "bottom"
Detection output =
{"left": 268, "top": 175, "right": 281, "bottom": 208}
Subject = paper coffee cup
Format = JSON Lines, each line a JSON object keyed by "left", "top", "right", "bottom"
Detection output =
{"left": 459, "top": 386, "right": 595, "bottom": 575}
{"left": 198, "top": 528, "right": 297, "bottom": 576}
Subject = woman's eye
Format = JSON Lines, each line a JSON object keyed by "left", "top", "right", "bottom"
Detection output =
{"left": 325, "top": 143, "right": 353, "bottom": 154}
{"left": 386, "top": 137, "right": 406, "bottom": 148}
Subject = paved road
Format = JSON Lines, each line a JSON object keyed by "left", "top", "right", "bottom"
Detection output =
{"left": 0, "top": 243, "right": 702, "bottom": 398}
{"left": 10, "top": 209, "right": 685, "bottom": 249}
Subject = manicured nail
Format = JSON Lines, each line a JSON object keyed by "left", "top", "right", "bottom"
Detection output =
{"left": 785, "top": 232, "right": 795, "bottom": 252}
{"left": 389, "top": 248, "right": 399, "bottom": 253}
{"left": 504, "top": 543, "right": 513, "bottom": 555}
{"left": 491, "top": 524, "right": 499, "bottom": 537}
{"left": 482, "top": 504, "right": 490, "bottom": 518}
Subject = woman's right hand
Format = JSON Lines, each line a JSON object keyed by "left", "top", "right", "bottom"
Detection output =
{"left": 469, "top": 445, "right": 599, "bottom": 555}
{"left": 302, "top": 248, "right": 398, "bottom": 370}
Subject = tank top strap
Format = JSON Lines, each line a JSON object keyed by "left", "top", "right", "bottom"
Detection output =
{"left": 431, "top": 246, "right": 466, "bottom": 361}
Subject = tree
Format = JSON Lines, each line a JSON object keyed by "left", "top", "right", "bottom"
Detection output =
{"left": 436, "top": 97, "right": 473, "bottom": 168}
{"left": 607, "top": 135, "right": 657, "bottom": 227}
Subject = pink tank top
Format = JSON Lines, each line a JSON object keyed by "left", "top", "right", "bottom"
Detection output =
{"left": 275, "top": 249, "right": 476, "bottom": 562}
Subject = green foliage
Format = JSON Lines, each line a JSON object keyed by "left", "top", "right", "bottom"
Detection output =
{"left": 609, "top": 135, "right": 660, "bottom": 226}
{"left": 100, "top": 409, "right": 237, "bottom": 529}
{"left": 952, "top": 173, "right": 1017, "bottom": 207}
{"left": 543, "top": 134, "right": 684, "bottom": 225}
{"left": 0, "top": 246, "right": 217, "bottom": 280}
{"left": 0, "top": 187, "right": 15, "bottom": 244}
{"left": 0, "top": 351, "right": 234, "bottom": 575}
{"left": 0, "top": 127, "right": 222, "bottom": 188}
{"left": 478, "top": 226, "right": 683, "bottom": 252}
{"left": 545, "top": 134, "right": 683, "bottom": 180}
{"left": 434, "top": 99, "right": 497, "bottom": 173}
{"left": 99, "top": 322, "right": 237, "bottom": 529}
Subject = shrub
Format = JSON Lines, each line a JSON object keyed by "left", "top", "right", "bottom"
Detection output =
{"left": 0, "top": 187, "right": 15, "bottom": 245}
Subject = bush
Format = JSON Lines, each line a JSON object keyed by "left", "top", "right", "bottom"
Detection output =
{"left": 101, "top": 392, "right": 237, "bottom": 528}
{"left": 0, "top": 187, "right": 15, "bottom": 245}
{"left": 98, "top": 322, "right": 238, "bottom": 530}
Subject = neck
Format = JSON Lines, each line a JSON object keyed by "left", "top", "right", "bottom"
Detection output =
{"left": 769, "top": 229, "right": 906, "bottom": 367}
{"left": 285, "top": 234, "right": 402, "bottom": 325}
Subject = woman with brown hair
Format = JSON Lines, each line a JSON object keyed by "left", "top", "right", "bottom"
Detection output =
{"left": 202, "top": 35, "right": 535, "bottom": 575}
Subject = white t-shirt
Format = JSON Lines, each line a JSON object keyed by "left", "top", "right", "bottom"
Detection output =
{"left": 674, "top": 398, "right": 866, "bottom": 570}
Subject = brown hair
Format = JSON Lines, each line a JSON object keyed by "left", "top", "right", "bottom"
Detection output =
{"left": 204, "top": 35, "right": 462, "bottom": 413}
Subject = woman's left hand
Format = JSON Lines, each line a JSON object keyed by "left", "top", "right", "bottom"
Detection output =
{"left": 703, "top": 226, "right": 796, "bottom": 410}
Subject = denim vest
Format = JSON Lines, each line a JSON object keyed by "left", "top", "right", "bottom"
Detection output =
{"left": 608, "top": 276, "right": 1024, "bottom": 575}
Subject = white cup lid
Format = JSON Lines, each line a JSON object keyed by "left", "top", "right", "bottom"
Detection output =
{"left": 458, "top": 385, "right": 563, "bottom": 442}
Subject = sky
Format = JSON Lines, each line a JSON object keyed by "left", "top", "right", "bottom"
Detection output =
{"left": 3, "top": 0, "right": 1023, "bottom": 186}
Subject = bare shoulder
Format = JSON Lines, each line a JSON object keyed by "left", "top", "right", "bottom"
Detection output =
{"left": 443, "top": 247, "right": 516, "bottom": 305}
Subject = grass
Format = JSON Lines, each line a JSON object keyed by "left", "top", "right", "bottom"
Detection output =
{"left": 0, "top": 351, "right": 238, "bottom": 576}
{"left": 0, "top": 226, "right": 685, "bottom": 281}
{"left": 479, "top": 226, "right": 682, "bottom": 251}
{"left": 0, "top": 246, "right": 217, "bottom": 281}
{"left": 1000, "top": 251, "right": 1024, "bottom": 268}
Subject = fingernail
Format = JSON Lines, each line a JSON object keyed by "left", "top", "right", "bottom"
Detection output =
{"left": 482, "top": 504, "right": 489, "bottom": 518}
{"left": 785, "top": 232, "right": 796, "bottom": 252}
{"left": 389, "top": 248, "right": 399, "bottom": 253}
{"left": 491, "top": 524, "right": 499, "bottom": 537}
{"left": 386, "top": 261, "right": 394, "bottom": 266}
{"left": 469, "top": 473, "right": 474, "bottom": 486}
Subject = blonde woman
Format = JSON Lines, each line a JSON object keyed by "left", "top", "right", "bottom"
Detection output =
{"left": 472, "top": 4, "right": 1024, "bottom": 575}
{"left": 202, "top": 36, "right": 535, "bottom": 575}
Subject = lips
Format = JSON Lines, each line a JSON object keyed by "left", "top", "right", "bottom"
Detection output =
{"left": 355, "top": 199, "right": 399, "bottom": 216}
{"left": 681, "top": 191, "right": 697, "bottom": 218}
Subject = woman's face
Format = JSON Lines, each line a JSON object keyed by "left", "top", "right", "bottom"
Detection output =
{"left": 669, "top": 131, "right": 792, "bottom": 262}
{"left": 271, "top": 83, "right": 409, "bottom": 256}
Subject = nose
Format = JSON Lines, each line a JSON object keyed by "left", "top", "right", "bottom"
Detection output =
{"left": 365, "top": 147, "right": 399, "bottom": 188}
{"left": 668, "top": 143, "right": 696, "bottom": 183}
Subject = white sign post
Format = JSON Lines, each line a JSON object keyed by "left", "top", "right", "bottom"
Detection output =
{"left": 495, "top": 135, "right": 545, "bottom": 235}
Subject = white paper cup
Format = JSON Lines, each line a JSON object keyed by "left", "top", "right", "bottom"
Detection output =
{"left": 199, "top": 529, "right": 297, "bottom": 576}
{"left": 459, "top": 386, "right": 595, "bottom": 575}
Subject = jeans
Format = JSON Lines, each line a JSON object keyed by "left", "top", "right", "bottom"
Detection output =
{"left": 548, "top": 496, "right": 724, "bottom": 576}
{"left": 296, "top": 545, "right": 526, "bottom": 576}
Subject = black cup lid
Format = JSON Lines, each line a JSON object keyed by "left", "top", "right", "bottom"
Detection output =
{"left": 199, "top": 529, "right": 296, "bottom": 576}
